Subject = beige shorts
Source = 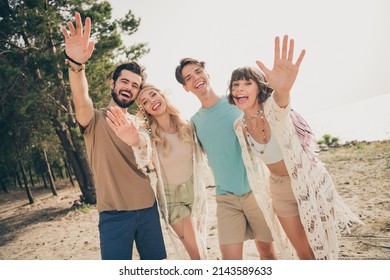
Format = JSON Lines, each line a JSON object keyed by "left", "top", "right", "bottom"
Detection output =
{"left": 164, "top": 176, "right": 194, "bottom": 225}
{"left": 216, "top": 191, "right": 274, "bottom": 245}
{"left": 269, "top": 174, "right": 299, "bottom": 217}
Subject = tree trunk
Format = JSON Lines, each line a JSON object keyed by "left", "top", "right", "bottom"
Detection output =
{"left": 0, "top": 177, "right": 9, "bottom": 193}
{"left": 28, "top": 165, "right": 35, "bottom": 188}
{"left": 43, "top": 149, "right": 57, "bottom": 196}
{"left": 53, "top": 120, "right": 96, "bottom": 204}
{"left": 40, "top": 171, "right": 48, "bottom": 189}
{"left": 15, "top": 171, "right": 23, "bottom": 189}
{"left": 49, "top": 164, "right": 56, "bottom": 181}
{"left": 64, "top": 158, "right": 75, "bottom": 187}
{"left": 19, "top": 161, "right": 34, "bottom": 204}
{"left": 57, "top": 165, "right": 64, "bottom": 180}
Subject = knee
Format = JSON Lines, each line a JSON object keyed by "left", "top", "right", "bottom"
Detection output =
{"left": 257, "top": 241, "right": 277, "bottom": 260}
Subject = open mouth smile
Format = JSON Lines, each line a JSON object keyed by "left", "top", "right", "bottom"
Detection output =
{"left": 195, "top": 81, "right": 205, "bottom": 89}
{"left": 119, "top": 90, "right": 133, "bottom": 100}
{"left": 232, "top": 94, "right": 248, "bottom": 103}
{"left": 152, "top": 102, "right": 161, "bottom": 111}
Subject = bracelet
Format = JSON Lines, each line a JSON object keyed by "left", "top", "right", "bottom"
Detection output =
{"left": 64, "top": 50, "right": 83, "bottom": 66}
{"left": 65, "top": 59, "right": 85, "bottom": 72}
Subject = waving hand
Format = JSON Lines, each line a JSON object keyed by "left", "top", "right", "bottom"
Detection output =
{"left": 61, "top": 12, "right": 95, "bottom": 64}
{"left": 106, "top": 107, "right": 144, "bottom": 147}
{"left": 256, "top": 35, "right": 305, "bottom": 107}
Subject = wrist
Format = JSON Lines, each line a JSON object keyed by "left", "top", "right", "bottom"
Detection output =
{"left": 64, "top": 50, "right": 84, "bottom": 65}
{"left": 65, "top": 59, "right": 85, "bottom": 73}
{"left": 137, "top": 134, "right": 146, "bottom": 148}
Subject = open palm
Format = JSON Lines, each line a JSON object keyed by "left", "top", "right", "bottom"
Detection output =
{"left": 256, "top": 35, "right": 305, "bottom": 97}
{"left": 106, "top": 107, "right": 141, "bottom": 147}
{"left": 61, "top": 12, "right": 95, "bottom": 64}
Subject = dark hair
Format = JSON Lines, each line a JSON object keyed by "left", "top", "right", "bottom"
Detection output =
{"left": 227, "top": 66, "right": 273, "bottom": 105}
{"left": 112, "top": 62, "right": 147, "bottom": 84}
{"left": 175, "top": 57, "right": 205, "bottom": 85}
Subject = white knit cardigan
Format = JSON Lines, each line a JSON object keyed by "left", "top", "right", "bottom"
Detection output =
{"left": 148, "top": 126, "right": 210, "bottom": 260}
{"left": 233, "top": 94, "right": 362, "bottom": 259}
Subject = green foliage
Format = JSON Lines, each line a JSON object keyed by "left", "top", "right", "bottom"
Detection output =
{"left": 0, "top": 0, "right": 149, "bottom": 194}
{"left": 76, "top": 202, "right": 93, "bottom": 213}
{"left": 318, "top": 134, "right": 340, "bottom": 146}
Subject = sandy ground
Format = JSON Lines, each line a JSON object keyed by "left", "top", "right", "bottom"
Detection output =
{"left": 0, "top": 141, "right": 389, "bottom": 260}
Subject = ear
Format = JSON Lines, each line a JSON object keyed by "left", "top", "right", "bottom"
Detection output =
{"left": 110, "top": 79, "right": 115, "bottom": 90}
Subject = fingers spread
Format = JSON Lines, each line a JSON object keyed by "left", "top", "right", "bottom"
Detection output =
{"left": 288, "top": 39, "right": 294, "bottom": 62}
{"left": 295, "top": 49, "right": 306, "bottom": 68}
{"left": 61, "top": 27, "right": 70, "bottom": 40}
{"left": 84, "top": 17, "right": 92, "bottom": 40}
{"left": 256, "top": 60, "right": 269, "bottom": 77}
{"left": 67, "top": 21, "right": 76, "bottom": 36}
{"left": 75, "top": 12, "right": 83, "bottom": 36}
{"left": 106, "top": 115, "right": 117, "bottom": 131}
{"left": 274, "top": 36, "right": 281, "bottom": 64}
{"left": 281, "top": 35, "right": 288, "bottom": 60}
{"left": 106, "top": 110, "right": 120, "bottom": 126}
{"left": 86, "top": 41, "right": 96, "bottom": 58}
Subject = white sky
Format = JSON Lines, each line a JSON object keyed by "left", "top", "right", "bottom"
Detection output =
{"left": 109, "top": 0, "right": 390, "bottom": 120}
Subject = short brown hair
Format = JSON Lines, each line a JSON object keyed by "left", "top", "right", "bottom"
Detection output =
{"left": 175, "top": 58, "right": 205, "bottom": 85}
{"left": 227, "top": 66, "right": 273, "bottom": 105}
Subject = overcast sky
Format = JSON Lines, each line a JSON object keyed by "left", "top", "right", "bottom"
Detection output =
{"left": 108, "top": 0, "right": 390, "bottom": 120}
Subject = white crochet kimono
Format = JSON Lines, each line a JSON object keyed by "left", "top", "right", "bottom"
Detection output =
{"left": 233, "top": 94, "right": 362, "bottom": 259}
{"left": 148, "top": 126, "right": 210, "bottom": 259}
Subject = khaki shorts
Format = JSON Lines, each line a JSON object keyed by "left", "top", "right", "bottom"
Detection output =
{"left": 164, "top": 176, "right": 194, "bottom": 225}
{"left": 269, "top": 174, "right": 299, "bottom": 217}
{"left": 216, "top": 191, "right": 273, "bottom": 245}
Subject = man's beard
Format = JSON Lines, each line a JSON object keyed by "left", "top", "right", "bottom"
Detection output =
{"left": 111, "top": 89, "right": 135, "bottom": 108}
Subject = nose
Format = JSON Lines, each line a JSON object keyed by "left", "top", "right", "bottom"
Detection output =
{"left": 236, "top": 83, "right": 245, "bottom": 91}
{"left": 194, "top": 72, "right": 201, "bottom": 81}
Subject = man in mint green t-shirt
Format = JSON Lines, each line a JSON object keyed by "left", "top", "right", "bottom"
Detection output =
{"left": 175, "top": 58, "right": 276, "bottom": 260}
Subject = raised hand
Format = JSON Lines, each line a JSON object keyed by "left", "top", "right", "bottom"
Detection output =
{"left": 256, "top": 35, "right": 305, "bottom": 106}
{"left": 106, "top": 106, "right": 143, "bottom": 147}
{"left": 61, "top": 12, "right": 95, "bottom": 64}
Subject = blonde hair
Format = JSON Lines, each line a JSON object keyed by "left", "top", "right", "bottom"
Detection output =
{"left": 136, "top": 83, "right": 193, "bottom": 154}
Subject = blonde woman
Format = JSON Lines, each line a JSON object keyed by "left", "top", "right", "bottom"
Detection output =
{"left": 107, "top": 84, "right": 210, "bottom": 259}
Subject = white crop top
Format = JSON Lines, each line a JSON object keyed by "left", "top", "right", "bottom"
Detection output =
{"left": 247, "top": 131, "right": 284, "bottom": 164}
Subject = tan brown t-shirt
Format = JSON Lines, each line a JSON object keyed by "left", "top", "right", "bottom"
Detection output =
{"left": 83, "top": 108, "right": 155, "bottom": 212}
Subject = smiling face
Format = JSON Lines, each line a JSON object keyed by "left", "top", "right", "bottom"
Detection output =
{"left": 228, "top": 67, "right": 272, "bottom": 110}
{"left": 110, "top": 69, "right": 142, "bottom": 108}
{"left": 230, "top": 79, "right": 260, "bottom": 111}
{"left": 137, "top": 87, "right": 167, "bottom": 117}
{"left": 181, "top": 63, "right": 210, "bottom": 97}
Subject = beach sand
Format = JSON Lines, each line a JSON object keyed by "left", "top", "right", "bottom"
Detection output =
{"left": 0, "top": 141, "right": 389, "bottom": 260}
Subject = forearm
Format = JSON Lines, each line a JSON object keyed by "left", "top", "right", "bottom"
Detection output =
{"left": 68, "top": 62, "right": 93, "bottom": 126}
{"left": 273, "top": 91, "right": 290, "bottom": 109}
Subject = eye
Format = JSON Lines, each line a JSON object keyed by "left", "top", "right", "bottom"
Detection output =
{"left": 151, "top": 92, "right": 157, "bottom": 97}
{"left": 142, "top": 100, "right": 148, "bottom": 106}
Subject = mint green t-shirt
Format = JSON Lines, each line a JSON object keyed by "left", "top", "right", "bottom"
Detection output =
{"left": 191, "top": 96, "right": 251, "bottom": 195}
